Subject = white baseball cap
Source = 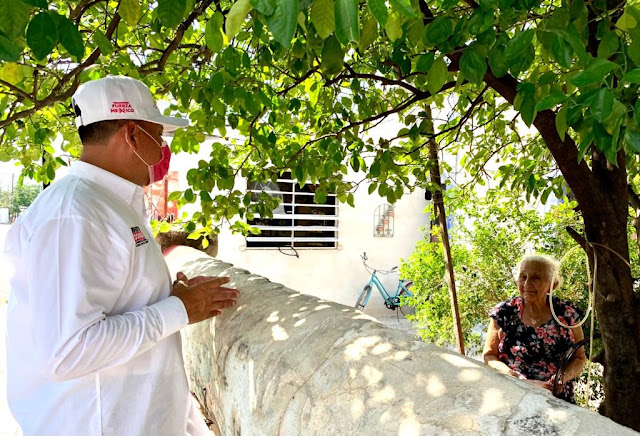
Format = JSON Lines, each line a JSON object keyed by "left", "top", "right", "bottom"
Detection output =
{"left": 72, "top": 76, "right": 189, "bottom": 132}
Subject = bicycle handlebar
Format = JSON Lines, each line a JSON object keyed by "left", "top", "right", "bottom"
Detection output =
{"left": 361, "top": 252, "right": 398, "bottom": 274}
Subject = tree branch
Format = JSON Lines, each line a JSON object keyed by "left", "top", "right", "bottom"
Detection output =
{"left": 0, "top": 80, "right": 36, "bottom": 102}
{"left": 140, "top": 0, "right": 214, "bottom": 74}
{"left": 277, "top": 66, "right": 320, "bottom": 96}
{"left": 327, "top": 71, "right": 423, "bottom": 95}
{"left": 0, "top": 13, "right": 121, "bottom": 130}
{"left": 70, "top": 0, "right": 107, "bottom": 23}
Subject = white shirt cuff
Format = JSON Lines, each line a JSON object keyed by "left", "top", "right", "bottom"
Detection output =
{"left": 151, "top": 296, "right": 189, "bottom": 338}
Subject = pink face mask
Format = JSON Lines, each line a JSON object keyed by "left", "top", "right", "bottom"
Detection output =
{"left": 127, "top": 125, "right": 171, "bottom": 184}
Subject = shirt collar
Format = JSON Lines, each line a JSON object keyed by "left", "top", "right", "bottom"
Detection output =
{"left": 69, "top": 161, "right": 146, "bottom": 216}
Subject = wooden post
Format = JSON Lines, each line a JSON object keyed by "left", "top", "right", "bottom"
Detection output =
{"left": 425, "top": 108, "right": 465, "bottom": 355}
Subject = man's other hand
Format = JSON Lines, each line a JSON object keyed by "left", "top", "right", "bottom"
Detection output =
{"left": 171, "top": 271, "right": 239, "bottom": 324}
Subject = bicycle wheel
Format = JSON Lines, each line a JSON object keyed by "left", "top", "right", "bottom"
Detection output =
{"left": 398, "top": 282, "right": 415, "bottom": 316}
{"left": 355, "top": 285, "right": 372, "bottom": 311}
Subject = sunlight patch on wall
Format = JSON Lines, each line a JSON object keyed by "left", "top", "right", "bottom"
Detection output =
{"left": 271, "top": 324, "right": 289, "bottom": 341}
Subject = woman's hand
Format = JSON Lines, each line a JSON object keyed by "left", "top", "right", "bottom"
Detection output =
{"left": 543, "top": 375, "right": 564, "bottom": 395}
{"left": 524, "top": 379, "right": 548, "bottom": 389}
{"left": 508, "top": 369, "right": 527, "bottom": 380}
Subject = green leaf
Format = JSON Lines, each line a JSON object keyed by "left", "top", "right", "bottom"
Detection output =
{"left": 0, "top": 63, "right": 23, "bottom": 84}
{"left": 385, "top": 11, "right": 402, "bottom": 41}
{"left": 46, "top": 164, "right": 55, "bottom": 180}
{"left": 611, "top": 116, "right": 623, "bottom": 152}
{"left": 26, "top": 12, "right": 57, "bottom": 61}
{"left": 205, "top": 13, "right": 226, "bottom": 53}
{"left": 459, "top": 45, "right": 486, "bottom": 85}
{"left": 251, "top": 0, "right": 276, "bottom": 17}
{"left": 634, "top": 100, "right": 640, "bottom": 127}
{"left": 617, "top": 10, "right": 637, "bottom": 31}
{"left": 537, "top": 71, "right": 556, "bottom": 85}
{"left": 467, "top": 9, "right": 493, "bottom": 35}
{"left": 184, "top": 188, "right": 195, "bottom": 202}
{"left": 252, "top": 0, "right": 276, "bottom": 15}
{"left": 488, "top": 44, "right": 507, "bottom": 77}
{"left": 597, "top": 31, "right": 618, "bottom": 59}
{"left": 54, "top": 15, "right": 84, "bottom": 58}
{"left": 367, "top": 182, "right": 377, "bottom": 194}
{"left": 335, "top": 0, "right": 359, "bottom": 45}
{"left": 93, "top": 29, "right": 114, "bottom": 55}
{"left": 625, "top": 127, "right": 640, "bottom": 153}
{"left": 592, "top": 121, "right": 613, "bottom": 152}
{"left": 351, "top": 155, "right": 360, "bottom": 171}
{"left": 427, "top": 57, "right": 447, "bottom": 94}
{"left": 265, "top": 0, "right": 299, "bottom": 47}
{"left": 157, "top": 0, "right": 186, "bottom": 29}
{"left": 504, "top": 29, "right": 534, "bottom": 62}
{"left": 209, "top": 72, "right": 225, "bottom": 93}
{"left": 570, "top": 58, "right": 618, "bottom": 88}
{"left": 0, "top": 34, "right": 22, "bottom": 62}
{"left": 577, "top": 135, "right": 593, "bottom": 162}
{"left": 561, "top": 24, "right": 587, "bottom": 65}
{"left": 0, "top": 0, "right": 31, "bottom": 38}
{"left": 119, "top": 0, "right": 141, "bottom": 25}
{"left": 389, "top": 0, "right": 416, "bottom": 18}
{"left": 629, "top": 38, "right": 640, "bottom": 67}
{"left": 416, "top": 52, "right": 434, "bottom": 72}
{"left": 22, "top": 0, "right": 47, "bottom": 7}
{"left": 367, "top": 0, "right": 388, "bottom": 27}
{"left": 520, "top": 96, "right": 536, "bottom": 126}
{"left": 535, "top": 92, "right": 565, "bottom": 111}
{"left": 311, "top": 0, "right": 335, "bottom": 39}
{"left": 621, "top": 68, "right": 640, "bottom": 84}
{"left": 168, "top": 191, "right": 182, "bottom": 201}
{"left": 556, "top": 105, "right": 568, "bottom": 141}
{"left": 425, "top": 18, "right": 452, "bottom": 46}
{"left": 226, "top": 0, "right": 253, "bottom": 40}
{"left": 321, "top": 35, "right": 344, "bottom": 74}
{"left": 590, "top": 88, "right": 614, "bottom": 123}
{"left": 358, "top": 17, "right": 377, "bottom": 51}
{"left": 551, "top": 33, "right": 572, "bottom": 68}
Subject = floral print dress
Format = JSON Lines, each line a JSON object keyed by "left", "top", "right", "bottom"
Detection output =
{"left": 489, "top": 296, "right": 583, "bottom": 402}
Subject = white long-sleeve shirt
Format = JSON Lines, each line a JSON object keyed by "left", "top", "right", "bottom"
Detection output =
{"left": 4, "top": 161, "right": 208, "bottom": 436}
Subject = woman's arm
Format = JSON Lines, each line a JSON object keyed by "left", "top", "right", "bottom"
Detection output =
{"left": 483, "top": 318, "right": 520, "bottom": 376}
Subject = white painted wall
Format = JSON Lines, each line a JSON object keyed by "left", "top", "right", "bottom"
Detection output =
{"left": 215, "top": 183, "right": 430, "bottom": 316}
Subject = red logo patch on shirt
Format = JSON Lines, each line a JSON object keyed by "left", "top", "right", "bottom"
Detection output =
{"left": 131, "top": 226, "right": 149, "bottom": 247}
{"left": 111, "top": 101, "right": 135, "bottom": 114}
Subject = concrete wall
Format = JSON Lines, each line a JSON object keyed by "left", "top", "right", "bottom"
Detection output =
{"left": 166, "top": 246, "right": 638, "bottom": 436}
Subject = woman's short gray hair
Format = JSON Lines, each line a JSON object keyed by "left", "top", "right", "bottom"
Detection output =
{"left": 514, "top": 254, "right": 563, "bottom": 288}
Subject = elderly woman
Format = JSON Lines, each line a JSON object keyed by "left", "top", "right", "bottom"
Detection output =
{"left": 483, "top": 254, "right": 586, "bottom": 402}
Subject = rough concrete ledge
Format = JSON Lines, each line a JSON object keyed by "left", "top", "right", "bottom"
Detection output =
{"left": 165, "top": 246, "right": 639, "bottom": 436}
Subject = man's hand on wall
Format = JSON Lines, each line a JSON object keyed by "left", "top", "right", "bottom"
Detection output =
{"left": 171, "top": 271, "right": 239, "bottom": 324}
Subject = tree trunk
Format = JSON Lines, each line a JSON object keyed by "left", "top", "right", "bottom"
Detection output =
{"left": 577, "top": 155, "right": 640, "bottom": 429}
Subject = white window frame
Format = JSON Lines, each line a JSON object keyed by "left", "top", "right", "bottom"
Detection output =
{"left": 246, "top": 175, "right": 339, "bottom": 249}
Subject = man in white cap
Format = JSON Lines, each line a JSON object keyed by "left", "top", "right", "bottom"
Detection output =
{"left": 3, "top": 76, "right": 237, "bottom": 435}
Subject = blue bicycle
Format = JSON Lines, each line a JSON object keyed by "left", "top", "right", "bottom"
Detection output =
{"left": 355, "top": 252, "right": 414, "bottom": 312}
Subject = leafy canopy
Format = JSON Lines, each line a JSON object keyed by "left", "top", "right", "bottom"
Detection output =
{"left": 2, "top": 0, "right": 640, "bottom": 235}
